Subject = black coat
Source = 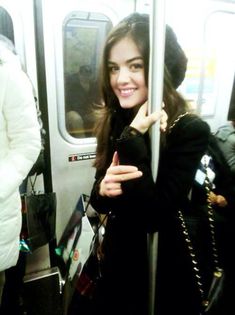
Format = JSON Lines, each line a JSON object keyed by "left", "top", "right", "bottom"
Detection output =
{"left": 90, "top": 113, "right": 234, "bottom": 315}
{"left": 154, "top": 133, "right": 235, "bottom": 315}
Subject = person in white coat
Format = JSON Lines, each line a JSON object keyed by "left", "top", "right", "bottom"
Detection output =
{"left": 0, "top": 35, "right": 41, "bottom": 304}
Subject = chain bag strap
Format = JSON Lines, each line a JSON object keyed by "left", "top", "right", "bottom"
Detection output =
{"left": 178, "top": 155, "right": 224, "bottom": 314}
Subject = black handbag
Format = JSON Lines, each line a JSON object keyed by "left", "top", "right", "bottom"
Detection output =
{"left": 178, "top": 156, "right": 225, "bottom": 315}
{"left": 20, "top": 175, "right": 56, "bottom": 252}
{"left": 203, "top": 268, "right": 225, "bottom": 314}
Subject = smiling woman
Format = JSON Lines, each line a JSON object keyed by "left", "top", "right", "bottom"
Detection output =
{"left": 84, "top": 11, "right": 215, "bottom": 315}
{"left": 108, "top": 37, "right": 148, "bottom": 109}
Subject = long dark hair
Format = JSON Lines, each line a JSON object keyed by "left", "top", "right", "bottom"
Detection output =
{"left": 94, "top": 13, "right": 188, "bottom": 171}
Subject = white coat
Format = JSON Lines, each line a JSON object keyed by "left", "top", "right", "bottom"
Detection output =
{"left": 0, "top": 44, "right": 41, "bottom": 271}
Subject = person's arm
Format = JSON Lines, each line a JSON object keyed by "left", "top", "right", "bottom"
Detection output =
{"left": 0, "top": 65, "right": 41, "bottom": 200}
{"left": 90, "top": 171, "right": 116, "bottom": 215}
{"left": 224, "top": 133, "right": 235, "bottom": 174}
{"left": 116, "top": 115, "right": 210, "bottom": 231}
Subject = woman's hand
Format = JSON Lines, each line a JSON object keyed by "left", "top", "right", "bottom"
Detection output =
{"left": 160, "top": 103, "right": 168, "bottom": 132}
{"left": 99, "top": 151, "right": 143, "bottom": 197}
{"left": 130, "top": 101, "right": 168, "bottom": 134}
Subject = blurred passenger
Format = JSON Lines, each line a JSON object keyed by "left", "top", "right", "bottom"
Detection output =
{"left": 215, "top": 120, "right": 235, "bottom": 177}
{"left": 65, "top": 64, "right": 100, "bottom": 137}
{"left": 87, "top": 13, "right": 212, "bottom": 315}
{"left": 0, "top": 35, "right": 41, "bottom": 308}
{"left": 66, "top": 110, "right": 85, "bottom": 138}
{"left": 215, "top": 77, "right": 235, "bottom": 178}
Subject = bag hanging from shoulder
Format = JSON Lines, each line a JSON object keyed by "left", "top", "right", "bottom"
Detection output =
{"left": 203, "top": 268, "right": 225, "bottom": 314}
{"left": 20, "top": 175, "right": 56, "bottom": 252}
{"left": 178, "top": 155, "right": 226, "bottom": 315}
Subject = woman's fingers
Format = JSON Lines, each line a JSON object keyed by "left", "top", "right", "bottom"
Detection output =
{"left": 106, "top": 168, "right": 143, "bottom": 182}
{"left": 102, "top": 181, "right": 122, "bottom": 197}
{"left": 160, "top": 109, "right": 168, "bottom": 132}
{"left": 107, "top": 164, "right": 140, "bottom": 175}
{"left": 130, "top": 101, "right": 168, "bottom": 133}
{"left": 100, "top": 164, "right": 143, "bottom": 197}
{"left": 111, "top": 151, "right": 119, "bottom": 166}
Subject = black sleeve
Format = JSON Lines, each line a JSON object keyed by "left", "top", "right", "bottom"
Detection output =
{"left": 116, "top": 115, "right": 211, "bottom": 231}
{"left": 209, "top": 135, "right": 235, "bottom": 210}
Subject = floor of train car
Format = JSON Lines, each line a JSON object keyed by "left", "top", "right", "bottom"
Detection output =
{"left": 1, "top": 213, "right": 100, "bottom": 315}
{"left": 23, "top": 266, "right": 63, "bottom": 315}
{"left": 1, "top": 266, "right": 64, "bottom": 315}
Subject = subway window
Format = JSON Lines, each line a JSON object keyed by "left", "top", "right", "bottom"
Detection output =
{"left": 178, "top": 9, "right": 235, "bottom": 117}
{"left": 198, "top": 11, "right": 235, "bottom": 117}
{"left": 63, "top": 11, "right": 112, "bottom": 139}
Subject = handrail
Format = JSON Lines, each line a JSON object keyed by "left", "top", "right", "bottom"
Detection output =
{"left": 148, "top": 1, "right": 166, "bottom": 315}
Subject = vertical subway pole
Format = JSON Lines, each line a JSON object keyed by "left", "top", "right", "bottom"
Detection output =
{"left": 148, "top": 1, "right": 166, "bottom": 315}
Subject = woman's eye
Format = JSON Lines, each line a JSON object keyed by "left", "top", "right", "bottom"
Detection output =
{"left": 130, "top": 63, "right": 144, "bottom": 71}
{"left": 108, "top": 65, "right": 119, "bottom": 73}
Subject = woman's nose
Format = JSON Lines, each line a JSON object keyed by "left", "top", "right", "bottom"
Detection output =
{"left": 117, "top": 67, "right": 130, "bottom": 84}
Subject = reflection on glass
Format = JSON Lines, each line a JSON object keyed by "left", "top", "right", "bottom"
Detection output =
{"left": 63, "top": 12, "right": 112, "bottom": 138}
{"left": 199, "top": 11, "right": 235, "bottom": 116}
{"left": 177, "top": 10, "right": 235, "bottom": 117}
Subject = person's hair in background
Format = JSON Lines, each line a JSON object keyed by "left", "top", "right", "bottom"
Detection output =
{"left": 94, "top": 13, "right": 189, "bottom": 171}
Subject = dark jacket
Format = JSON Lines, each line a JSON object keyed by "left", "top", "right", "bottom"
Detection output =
{"left": 90, "top": 113, "right": 214, "bottom": 315}
{"left": 154, "top": 133, "right": 235, "bottom": 315}
{"left": 215, "top": 122, "right": 235, "bottom": 177}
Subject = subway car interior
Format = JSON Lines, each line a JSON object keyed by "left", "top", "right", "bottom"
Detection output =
{"left": 0, "top": 0, "right": 234, "bottom": 314}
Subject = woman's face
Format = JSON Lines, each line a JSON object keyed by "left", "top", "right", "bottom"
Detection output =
{"left": 108, "top": 37, "right": 148, "bottom": 109}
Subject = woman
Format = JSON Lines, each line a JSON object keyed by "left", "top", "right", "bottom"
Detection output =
{"left": 89, "top": 13, "right": 211, "bottom": 315}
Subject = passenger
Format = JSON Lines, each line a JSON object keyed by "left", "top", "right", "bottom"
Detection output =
{"left": 1, "top": 95, "right": 45, "bottom": 314}
{"left": 191, "top": 132, "right": 235, "bottom": 315}
{"left": 65, "top": 64, "right": 100, "bottom": 137}
{"left": 0, "top": 35, "right": 41, "bottom": 308}
{"left": 215, "top": 119, "right": 235, "bottom": 177}
{"left": 87, "top": 13, "right": 213, "bottom": 315}
{"left": 215, "top": 77, "right": 235, "bottom": 178}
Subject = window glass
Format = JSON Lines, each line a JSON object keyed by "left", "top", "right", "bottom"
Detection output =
{"left": 199, "top": 11, "right": 235, "bottom": 116}
{"left": 178, "top": 10, "right": 235, "bottom": 116}
{"left": 63, "top": 12, "right": 112, "bottom": 138}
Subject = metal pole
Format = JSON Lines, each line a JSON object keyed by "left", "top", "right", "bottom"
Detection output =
{"left": 148, "top": 1, "right": 166, "bottom": 315}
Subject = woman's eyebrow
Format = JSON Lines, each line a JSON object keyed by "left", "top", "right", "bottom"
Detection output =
{"left": 108, "top": 56, "right": 143, "bottom": 65}
{"left": 107, "top": 61, "right": 117, "bottom": 65}
{"left": 126, "top": 56, "right": 143, "bottom": 63}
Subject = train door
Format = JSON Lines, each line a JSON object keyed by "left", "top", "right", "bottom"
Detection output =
{"left": 39, "top": 0, "right": 138, "bottom": 242}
